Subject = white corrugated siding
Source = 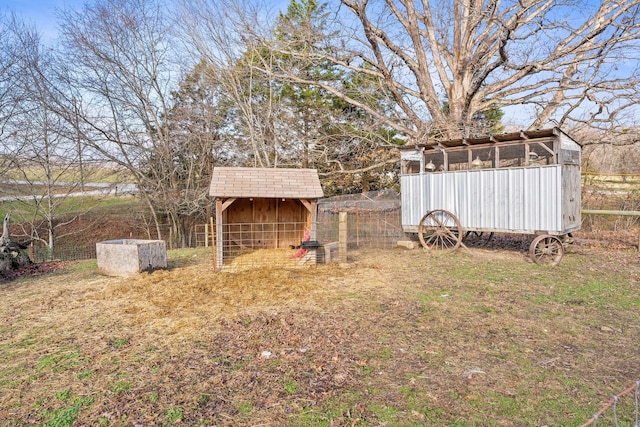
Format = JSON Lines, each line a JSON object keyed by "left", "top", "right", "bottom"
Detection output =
{"left": 401, "top": 165, "right": 565, "bottom": 234}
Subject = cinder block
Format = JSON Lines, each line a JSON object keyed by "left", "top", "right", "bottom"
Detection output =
{"left": 318, "top": 242, "right": 339, "bottom": 263}
{"left": 96, "top": 239, "right": 167, "bottom": 277}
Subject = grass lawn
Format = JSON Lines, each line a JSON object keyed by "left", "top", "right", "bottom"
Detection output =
{"left": 0, "top": 244, "right": 638, "bottom": 426}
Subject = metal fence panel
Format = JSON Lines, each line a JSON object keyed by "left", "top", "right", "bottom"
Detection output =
{"left": 317, "top": 209, "right": 404, "bottom": 249}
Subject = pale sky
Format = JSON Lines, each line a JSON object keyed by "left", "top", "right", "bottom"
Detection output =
{"left": 2, "top": 0, "right": 86, "bottom": 40}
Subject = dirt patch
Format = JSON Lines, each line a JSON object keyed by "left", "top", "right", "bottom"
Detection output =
{"left": 0, "top": 260, "right": 72, "bottom": 284}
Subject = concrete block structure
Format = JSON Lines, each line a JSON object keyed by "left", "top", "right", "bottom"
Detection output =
{"left": 96, "top": 239, "right": 167, "bottom": 277}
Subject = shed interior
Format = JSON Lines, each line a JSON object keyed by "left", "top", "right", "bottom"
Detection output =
{"left": 219, "top": 197, "right": 312, "bottom": 253}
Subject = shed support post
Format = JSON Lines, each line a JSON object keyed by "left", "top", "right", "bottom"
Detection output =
{"left": 339, "top": 211, "right": 348, "bottom": 263}
{"left": 299, "top": 199, "right": 318, "bottom": 241}
{"left": 210, "top": 216, "right": 216, "bottom": 272}
{"left": 215, "top": 199, "right": 224, "bottom": 270}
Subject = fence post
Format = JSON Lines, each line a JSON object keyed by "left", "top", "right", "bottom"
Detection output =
{"left": 205, "top": 222, "right": 209, "bottom": 247}
{"left": 356, "top": 209, "right": 360, "bottom": 247}
{"left": 210, "top": 216, "right": 217, "bottom": 272}
{"left": 339, "top": 211, "right": 347, "bottom": 263}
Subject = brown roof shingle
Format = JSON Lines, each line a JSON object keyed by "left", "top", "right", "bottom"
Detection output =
{"left": 208, "top": 167, "right": 324, "bottom": 199}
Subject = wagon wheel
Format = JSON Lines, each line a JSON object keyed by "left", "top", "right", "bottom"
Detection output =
{"left": 463, "top": 231, "right": 495, "bottom": 247}
{"left": 418, "top": 209, "right": 463, "bottom": 252}
{"left": 529, "top": 235, "right": 564, "bottom": 266}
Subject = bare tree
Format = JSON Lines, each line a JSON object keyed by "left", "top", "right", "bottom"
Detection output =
{"left": 57, "top": 0, "right": 184, "bottom": 242}
{"left": 0, "top": 16, "right": 110, "bottom": 259}
{"left": 0, "top": 13, "right": 28, "bottom": 176}
{"left": 156, "top": 60, "right": 232, "bottom": 246}
{"left": 57, "top": 0, "right": 246, "bottom": 246}
{"left": 254, "top": 0, "right": 640, "bottom": 141}
{"left": 178, "top": 0, "right": 295, "bottom": 167}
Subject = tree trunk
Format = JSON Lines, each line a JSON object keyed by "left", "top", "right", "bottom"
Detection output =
{"left": 0, "top": 212, "right": 32, "bottom": 271}
{"left": 2, "top": 213, "right": 10, "bottom": 243}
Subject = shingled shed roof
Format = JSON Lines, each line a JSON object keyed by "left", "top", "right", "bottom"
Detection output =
{"left": 209, "top": 167, "right": 324, "bottom": 199}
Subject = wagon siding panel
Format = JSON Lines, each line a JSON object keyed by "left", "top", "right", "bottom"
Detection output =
{"left": 401, "top": 165, "right": 566, "bottom": 234}
{"left": 561, "top": 165, "right": 582, "bottom": 233}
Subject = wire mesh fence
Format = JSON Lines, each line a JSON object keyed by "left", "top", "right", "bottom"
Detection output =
{"left": 316, "top": 208, "right": 404, "bottom": 249}
{"left": 208, "top": 208, "right": 406, "bottom": 270}
{"left": 27, "top": 207, "right": 406, "bottom": 265}
{"left": 215, "top": 221, "right": 312, "bottom": 271}
{"left": 31, "top": 242, "right": 98, "bottom": 263}
{"left": 23, "top": 188, "right": 640, "bottom": 264}
{"left": 193, "top": 223, "right": 211, "bottom": 248}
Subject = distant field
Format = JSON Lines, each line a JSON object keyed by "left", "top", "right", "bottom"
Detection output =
{"left": 1, "top": 162, "right": 132, "bottom": 185}
{"left": 582, "top": 173, "right": 640, "bottom": 217}
{"left": 0, "top": 196, "right": 153, "bottom": 261}
{"left": 0, "top": 195, "right": 137, "bottom": 221}
{"left": 0, "top": 182, "right": 116, "bottom": 199}
{"left": 583, "top": 172, "right": 640, "bottom": 182}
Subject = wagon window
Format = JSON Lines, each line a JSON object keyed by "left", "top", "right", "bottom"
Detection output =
{"left": 446, "top": 149, "right": 469, "bottom": 171}
{"left": 497, "top": 143, "right": 527, "bottom": 167}
{"left": 470, "top": 147, "right": 495, "bottom": 169}
{"left": 402, "top": 160, "right": 421, "bottom": 174}
{"left": 528, "top": 141, "right": 556, "bottom": 165}
{"left": 423, "top": 151, "right": 445, "bottom": 172}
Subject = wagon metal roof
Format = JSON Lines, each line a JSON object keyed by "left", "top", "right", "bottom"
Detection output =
{"left": 404, "top": 127, "right": 578, "bottom": 149}
{"left": 209, "top": 167, "right": 324, "bottom": 199}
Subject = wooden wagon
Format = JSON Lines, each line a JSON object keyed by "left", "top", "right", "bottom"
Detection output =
{"left": 399, "top": 127, "right": 581, "bottom": 265}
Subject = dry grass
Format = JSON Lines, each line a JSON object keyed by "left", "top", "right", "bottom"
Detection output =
{"left": 1, "top": 242, "right": 639, "bottom": 426}
{"left": 222, "top": 248, "right": 313, "bottom": 273}
{"left": 94, "top": 251, "right": 349, "bottom": 338}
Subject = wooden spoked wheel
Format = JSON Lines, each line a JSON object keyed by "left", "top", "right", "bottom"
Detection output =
{"left": 529, "top": 235, "right": 564, "bottom": 266}
{"left": 418, "top": 209, "right": 463, "bottom": 252}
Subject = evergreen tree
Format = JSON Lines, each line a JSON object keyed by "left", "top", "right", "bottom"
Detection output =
{"left": 271, "top": 0, "right": 344, "bottom": 168}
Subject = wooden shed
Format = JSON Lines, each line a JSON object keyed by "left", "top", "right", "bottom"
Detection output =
{"left": 208, "top": 167, "right": 324, "bottom": 269}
